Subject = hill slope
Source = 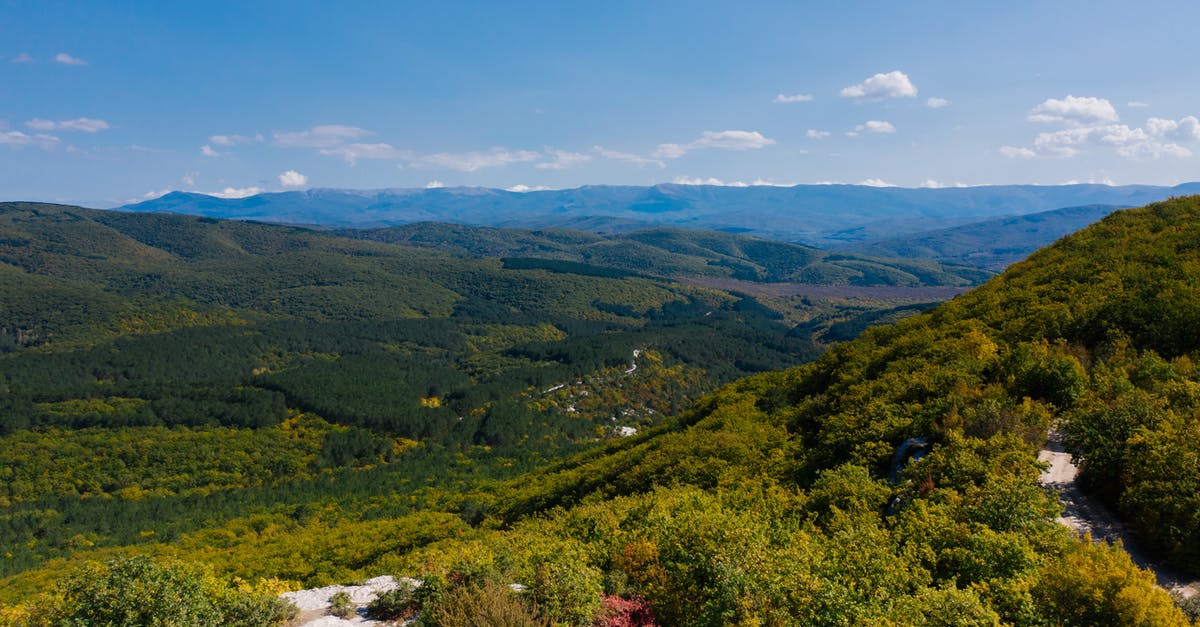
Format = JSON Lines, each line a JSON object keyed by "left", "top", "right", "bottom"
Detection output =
{"left": 117, "top": 182, "right": 1200, "bottom": 246}
{"left": 7, "top": 199, "right": 1200, "bottom": 624}
{"left": 842, "top": 204, "right": 1124, "bottom": 271}
{"left": 341, "top": 222, "right": 993, "bottom": 286}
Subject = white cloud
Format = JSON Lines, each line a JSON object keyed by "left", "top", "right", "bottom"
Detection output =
{"left": 652, "top": 143, "right": 686, "bottom": 159}
{"left": 210, "top": 133, "right": 262, "bottom": 146}
{"left": 592, "top": 145, "right": 664, "bottom": 168}
{"left": 273, "top": 125, "right": 373, "bottom": 148}
{"left": 506, "top": 184, "right": 551, "bottom": 192}
{"left": 806, "top": 129, "right": 831, "bottom": 139}
{"left": 536, "top": 149, "right": 593, "bottom": 170}
{"left": 26, "top": 117, "right": 109, "bottom": 132}
{"left": 856, "top": 120, "right": 896, "bottom": 134}
{"left": 278, "top": 170, "right": 307, "bottom": 187}
{"left": 926, "top": 97, "right": 951, "bottom": 109}
{"left": 181, "top": 172, "right": 197, "bottom": 187}
{"left": 1060, "top": 177, "right": 1116, "bottom": 186}
{"left": 1028, "top": 95, "right": 1118, "bottom": 126}
{"left": 840, "top": 70, "right": 917, "bottom": 99}
{"left": 858, "top": 178, "right": 896, "bottom": 187}
{"left": 425, "top": 180, "right": 445, "bottom": 188}
{"left": 1127, "top": 101, "right": 1150, "bottom": 108}
{"left": 12, "top": 52, "right": 34, "bottom": 63}
{"left": 672, "top": 176, "right": 792, "bottom": 187}
{"left": 1117, "top": 140, "right": 1191, "bottom": 159}
{"left": 54, "top": 52, "right": 87, "bottom": 66}
{"left": 673, "top": 176, "right": 745, "bottom": 186}
{"left": 1146, "top": 116, "right": 1200, "bottom": 141}
{"left": 1003, "top": 110, "right": 1200, "bottom": 160}
{"left": 412, "top": 147, "right": 539, "bottom": 171}
{"left": 919, "top": 179, "right": 968, "bottom": 188}
{"left": 273, "top": 125, "right": 401, "bottom": 164}
{"left": 652, "top": 130, "right": 775, "bottom": 159}
{"left": 210, "top": 186, "right": 263, "bottom": 199}
{"left": 0, "top": 130, "right": 60, "bottom": 149}
{"left": 141, "top": 188, "right": 172, "bottom": 200}
{"left": 200, "top": 145, "right": 225, "bottom": 157}
{"left": 319, "top": 142, "right": 401, "bottom": 164}
{"left": 774, "top": 93, "right": 813, "bottom": 103}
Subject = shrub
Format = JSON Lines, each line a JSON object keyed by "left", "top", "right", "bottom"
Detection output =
{"left": 531, "top": 561, "right": 604, "bottom": 626}
{"left": 33, "top": 555, "right": 293, "bottom": 627}
{"left": 422, "top": 582, "right": 548, "bottom": 627}
{"left": 328, "top": 591, "right": 356, "bottom": 619}
{"left": 366, "top": 580, "right": 418, "bottom": 621}
{"left": 594, "top": 593, "right": 656, "bottom": 627}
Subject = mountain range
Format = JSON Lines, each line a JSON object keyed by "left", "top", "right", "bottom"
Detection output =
{"left": 118, "top": 182, "right": 1200, "bottom": 247}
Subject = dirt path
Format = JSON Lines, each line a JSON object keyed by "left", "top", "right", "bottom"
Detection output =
{"left": 1038, "top": 432, "right": 1199, "bottom": 600}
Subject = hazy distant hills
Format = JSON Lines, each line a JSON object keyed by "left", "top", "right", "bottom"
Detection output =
{"left": 117, "top": 182, "right": 1200, "bottom": 247}
{"left": 839, "top": 204, "right": 1124, "bottom": 271}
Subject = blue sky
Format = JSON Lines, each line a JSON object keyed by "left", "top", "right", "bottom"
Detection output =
{"left": 2, "top": 0, "right": 1199, "bottom": 206}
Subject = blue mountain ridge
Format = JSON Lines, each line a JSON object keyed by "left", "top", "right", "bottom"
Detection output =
{"left": 116, "top": 182, "right": 1200, "bottom": 247}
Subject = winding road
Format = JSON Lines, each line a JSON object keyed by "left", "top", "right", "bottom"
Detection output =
{"left": 1038, "top": 432, "right": 1198, "bottom": 600}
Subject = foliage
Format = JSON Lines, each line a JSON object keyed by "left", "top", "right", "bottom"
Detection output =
{"left": 328, "top": 591, "right": 355, "bottom": 618}
{"left": 365, "top": 579, "right": 418, "bottom": 621}
{"left": 0, "top": 202, "right": 847, "bottom": 582}
{"left": 7, "top": 198, "right": 1200, "bottom": 624}
{"left": 1032, "top": 537, "right": 1190, "bottom": 626}
{"left": 349, "top": 222, "right": 992, "bottom": 286}
{"left": 20, "top": 555, "right": 294, "bottom": 627}
{"left": 421, "top": 581, "right": 549, "bottom": 627}
{"left": 594, "top": 594, "right": 656, "bottom": 627}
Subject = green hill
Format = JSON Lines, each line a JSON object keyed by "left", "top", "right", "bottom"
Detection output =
{"left": 6, "top": 199, "right": 1200, "bottom": 624}
{"left": 342, "top": 222, "right": 994, "bottom": 286}
{"left": 841, "top": 204, "right": 1122, "bottom": 271}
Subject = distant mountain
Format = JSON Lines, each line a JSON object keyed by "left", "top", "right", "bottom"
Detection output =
{"left": 341, "top": 222, "right": 993, "bottom": 286}
{"left": 115, "top": 183, "right": 1200, "bottom": 247}
{"left": 840, "top": 204, "right": 1124, "bottom": 271}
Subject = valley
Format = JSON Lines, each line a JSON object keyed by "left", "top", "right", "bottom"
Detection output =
{"left": 2, "top": 196, "right": 1200, "bottom": 625}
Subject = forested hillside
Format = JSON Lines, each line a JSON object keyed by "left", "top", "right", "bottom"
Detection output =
{"left": 341, "top": 222, "right": 992, "bottom": 286}
{"left": 0, "top": 201, "right": 976, "bottom": 605}
{"left": 323, "top": 195, "right": 1200, "bottom": 625}
{"left": 841, "top": 204, "right": 1122, "bottom": 271}
{"left": 0, "top": 202, "right": 814, "bottom": 578}
{"left": 6, "top": 199, "right": 1200, "bottom": 624}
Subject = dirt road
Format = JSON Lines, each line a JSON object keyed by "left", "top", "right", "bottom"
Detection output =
{"left": 1038, "top": 432, "right": 1198, "bottom": 600}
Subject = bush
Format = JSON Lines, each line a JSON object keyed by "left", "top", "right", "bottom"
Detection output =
{"left": 423, "top": 582, "right": 548, "bottom": 627}
{"left": 531, "top": 561, "right": 604, "bottom": 626}
{"left": 594, "top": 593, "right": 656, "bottom": 626}
{"left": 328, "top": 591, "right": 356, "bottom": 619}
{"left": 366, "top": 580, "right": 418, "bottom": 621}
{"left": 34, "top": 555, "right": 293, "bottom": 627}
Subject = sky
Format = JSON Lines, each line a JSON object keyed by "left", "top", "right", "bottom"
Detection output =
{"left": 2, "top": 0, "right": 1200, "bottom": 207}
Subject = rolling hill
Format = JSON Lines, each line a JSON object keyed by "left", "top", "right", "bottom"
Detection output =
{"left": 0, "top": 201, "right": 983, "bottom": 595}
{"left": 841, "top": 204, "right": 1125, "bottom": 271}
{"left": 340, "top": 222, "right": 993, "bottom": 287}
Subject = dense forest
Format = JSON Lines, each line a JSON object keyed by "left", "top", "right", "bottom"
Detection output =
{"left": 340, "top": 221, "right": 994, "bottom": 286}
{"left": 5, "top": 198, "right": 1200, "bottom": 624}
{"left": 0, "top": 201, "right": 970, "bottom": 611}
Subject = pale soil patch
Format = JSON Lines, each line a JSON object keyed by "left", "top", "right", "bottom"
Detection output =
{"left": 281, "top": 575, "right": 419, "bottom": 626}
